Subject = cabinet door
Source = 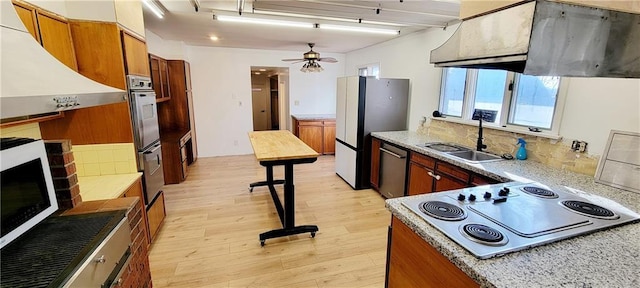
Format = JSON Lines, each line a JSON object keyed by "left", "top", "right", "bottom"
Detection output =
{"left": 12, "top": 2, "right": 40, "bottom": 42}
{"left": 160, "top": 59, "right": 171, "bottom": 99}
{"left": 147, "top": 191, "right": 166, "bottom": 241}
{"left": 149, "top": 55, "right": 162, "bottom": 96}
{"left": 370, "top": 137, "right": 381, "bottom": 189}
{"left": 37, "top": 11, "right": 78, "bottom": 71}
{"left": 121, "top": 31, "right": 150, "bottom": 76}
{"left": 323, "top": 122, "right": 336, "bottom": 154}
{"left": 408, "top": 162, "right": 435, "bottom": 195}
{"left": 388, "top": 216, "right": 480, "bottom": 288}
{"left": 298, "top": 123, "right": 324, "bottom": 153}
{"left": 434, "top": 173, "right": 468, "bottom": 192}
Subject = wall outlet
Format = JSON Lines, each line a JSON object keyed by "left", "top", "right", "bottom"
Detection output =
{"left": 233, "top": 140, "right": 238, "bottom": 146}
{"left": 294, "top": 100, "right": 299, "bottom": 106}
{"left": 571, "top": 140, "right": 588, "bottom": 153}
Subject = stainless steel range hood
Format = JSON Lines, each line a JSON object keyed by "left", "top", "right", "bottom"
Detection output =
{"left": 0, "top": 1, "right": 126, "bottom": 120}
{"left": 430, "top": 0, "right": 640, "bottom": 78}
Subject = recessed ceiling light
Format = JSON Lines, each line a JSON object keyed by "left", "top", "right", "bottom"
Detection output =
{"left": 255, "top": 72, "right": 261, "bottom": 75}
{"left": 210, "top": 36, "right": 219, "bottom": 41}
{"left": 259, "top": 69, "right": 267, "bottom": 72}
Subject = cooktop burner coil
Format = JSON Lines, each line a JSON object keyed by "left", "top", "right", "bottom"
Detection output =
{"left": 459, "top": 224, "right": 508, "bottom": 246}
{"left": 561, "top": 200, "right": 620, "bottom": 220}
{"left": 521, "top": 186, "right": 559, "bottom": 198}
{"left": 418, "top": 201, "right": 467, "bottom": 221}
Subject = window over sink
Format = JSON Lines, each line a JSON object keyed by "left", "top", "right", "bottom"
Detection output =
{"left": 439, "top": 68, "right": 567, "bottom": 137}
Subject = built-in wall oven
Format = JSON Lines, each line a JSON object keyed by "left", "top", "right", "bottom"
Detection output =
{"left": 127, "top": 76, "right": 164, "bottom": 206}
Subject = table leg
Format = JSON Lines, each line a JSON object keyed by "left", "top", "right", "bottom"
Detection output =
{"left": 284, "top": 163, "right": 295, "bottom": 228}
{"left": 249, "top": 165, "right": 285, "bottom": 192}
{"left": 259, "top": 162, "right": 318, "bottom": 246}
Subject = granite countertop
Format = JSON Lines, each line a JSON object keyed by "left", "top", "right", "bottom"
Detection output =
{"left": 291, "top": 114, "right": 336, "bottom": 120}
{"left": 78, "top": 173, "right": 142, "bottom": 201}
{"left": 374, "top": 131, "right": 640, "bottom": 288}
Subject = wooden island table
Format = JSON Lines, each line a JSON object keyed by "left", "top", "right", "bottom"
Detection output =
{"left": 248, "top": 130, "right": 320, "bottom": 246}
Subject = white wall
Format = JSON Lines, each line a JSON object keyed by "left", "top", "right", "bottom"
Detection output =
{"left": 560, "top": 78, "right": 640, "bottom": 154}
{"left": 345, "top": 27, "right": 457, "bottom": 130}
{"left": 346, "top": 26, "right": 640, "bottom": 155}
{"left": 145, "top": 29, "right": 187, "bottom": 60}
{"left": 185, "top": 46, "right": 345, "bottom": 157}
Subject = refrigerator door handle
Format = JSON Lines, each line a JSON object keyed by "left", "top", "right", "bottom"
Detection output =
{"left": 380, "top": 147, "right": 405, "bottom": 159}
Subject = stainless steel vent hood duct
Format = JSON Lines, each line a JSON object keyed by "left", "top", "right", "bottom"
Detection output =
{"left": 430, "top": 1, "right": 640, "bottom": 78}
{"left": 1, "top": 1, "right": 126, "bottom": 120}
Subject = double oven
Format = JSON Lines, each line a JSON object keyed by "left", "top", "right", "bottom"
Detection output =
{"left": 127, "top": 76, "right": 164, "bottom": 206}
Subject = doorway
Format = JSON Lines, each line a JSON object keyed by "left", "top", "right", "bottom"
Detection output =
{"left": 250, "top": 67, "right": 289, "bottom": 131}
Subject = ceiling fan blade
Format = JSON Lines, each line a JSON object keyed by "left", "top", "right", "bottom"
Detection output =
{"left": 290, "top": 60, "right": 307, "bottom": 64}
{"left": 282, "top": 58, "right": 305, "bottom": 62}
{"left": 318, "top": 57, "right": 338, "bottom": 63}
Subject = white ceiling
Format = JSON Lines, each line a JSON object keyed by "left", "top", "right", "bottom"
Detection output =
{"left": 144, "top": 0, "right": 460, "bottom": 54}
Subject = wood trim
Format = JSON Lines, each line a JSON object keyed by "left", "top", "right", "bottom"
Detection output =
{"left": 0, "top": 112, "right": 64, "bottom": 128}
{"left": 388, "top": 216, "right": 479, "bottom": 288}
{"left": 436, "top": 161, "right": 470, "bottom": 183}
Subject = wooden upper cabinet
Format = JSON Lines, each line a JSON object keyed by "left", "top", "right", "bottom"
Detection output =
{"left": 149, "top": 54, "right": 170, "bottom": 102}
{"left": 12, "top": 2, "right": 39, "bottom": 42}
{"left": 36, "top": 11, "right": 78, "bottom": 71}
{"left": 69, "top": 21, "right": 127, "bottom": 89}
{"left": 12, "top": 1, "right": 77, "bottom": 71}
{"left": 122, "top": 31, "right": 150, "bottom": 77}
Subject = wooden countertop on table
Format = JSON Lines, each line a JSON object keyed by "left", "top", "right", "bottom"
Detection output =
{"left": 248, "top": 130, "right": 319, "bottom": 162}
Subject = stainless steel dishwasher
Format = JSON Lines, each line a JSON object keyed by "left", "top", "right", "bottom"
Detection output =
{"left": 379, "top": 142, "right": 408, "bottom": 198}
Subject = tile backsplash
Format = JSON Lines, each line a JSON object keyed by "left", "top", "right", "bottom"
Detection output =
{"left": 73, "top": 143, "right": 138, "bottom": 176}
{"left": 419, "top": 119, "right": 600, "bottom": 177}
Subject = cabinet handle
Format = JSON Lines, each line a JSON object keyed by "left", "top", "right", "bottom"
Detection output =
{"left": 94, "top": 255, "right": 106, "bottom": 264}
{"left": 427, "top": 171, "right": 441, "bottom": 180}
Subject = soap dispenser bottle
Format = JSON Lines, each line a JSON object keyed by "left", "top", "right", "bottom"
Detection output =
{"left": 516, "top": 138, "right": 527, "bottom": 160}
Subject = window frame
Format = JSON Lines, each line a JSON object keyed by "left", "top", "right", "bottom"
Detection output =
{"left": 438, "top": 68, "right": 568, "bottom": 139}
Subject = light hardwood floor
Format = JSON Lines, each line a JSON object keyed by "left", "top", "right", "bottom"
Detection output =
{"left": 149, "top": 155, "right": 391, "bottom": 287}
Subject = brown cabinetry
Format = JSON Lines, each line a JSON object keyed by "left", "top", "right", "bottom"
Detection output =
{"left": 161, "top": 131, "right": 192, "bottom": 184}
{"left": 372, "top": 137, "right": 502, "bottom": 196}
{"left": 147, "top": 191, "right": 166, "bottom": 241}
{"left": 292, "top": 116, "right": 336, "bottom": 155}
{"left": 12, "top": 1, "right": 78, "bottom": 71}
{"left": 408, "top": 152, "right": 472, "bottom": 195}
{"left": 387, "top": 216, "right": 479, "bottom": 288}
{"left": 40, "top": 20, "right": 151, "bottom": 145}
{"left": 370, "top": 137, "right": 381, "bottom": 190}
{"left": 149, "top": 54, "right": 170, "bottom": 102}
{"left": 408, "top": 153, "right": 436, "bottom": 196}
{"left": 155, "top": 59, "right": 197, "bottom": 185}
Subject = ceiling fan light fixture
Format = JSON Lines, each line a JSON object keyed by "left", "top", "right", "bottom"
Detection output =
{"left": 215, "top": 15, "right": 315, "bottom": 29}
{"left": 319, "top": 24, "right": 399, "bottom": 35}
{"left": 300, "top": 61, "right": 323, "bottom": 73}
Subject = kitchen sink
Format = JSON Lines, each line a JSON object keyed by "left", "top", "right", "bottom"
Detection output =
{"left": 447, "top": 150, "right": 504, "bottom": 163}
{"left": 416, "top": 142, "right": 470, "bottom": 153}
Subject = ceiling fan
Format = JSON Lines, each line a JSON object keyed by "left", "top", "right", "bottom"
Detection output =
{"left": 282, "top": 43, "right": 337, "bottom": 72}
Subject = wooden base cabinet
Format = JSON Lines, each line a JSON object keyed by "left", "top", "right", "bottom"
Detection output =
{"left": 370, "top": 137, "right": 381, "bottom": 190}
{"left": 292, "top": 116, "right": 336, "bottom": 155}
{"left": 387, "top": 216, "right": 479, "bottom": 288}
{"left": 147, "top": 191, "right": 166, "bottom": 241}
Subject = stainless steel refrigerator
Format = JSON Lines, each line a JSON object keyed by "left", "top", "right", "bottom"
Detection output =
{"left": 335, "top": 76, "right": 409, "bottom": 189}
